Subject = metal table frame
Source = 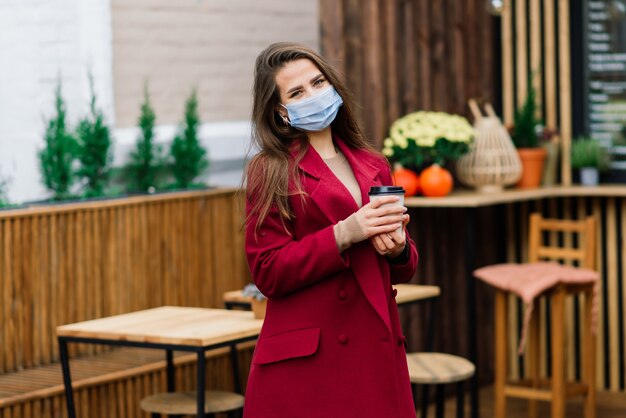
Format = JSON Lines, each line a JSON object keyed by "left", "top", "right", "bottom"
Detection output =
{"left": 58, "top": 333, "right": 259, "bottom": 418}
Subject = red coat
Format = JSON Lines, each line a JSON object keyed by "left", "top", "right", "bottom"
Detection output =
{"left": 244, "top": 137, "right": 419, "bottom": 418}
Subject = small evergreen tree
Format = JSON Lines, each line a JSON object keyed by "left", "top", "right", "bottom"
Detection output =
{"left": 76, "top": 74, "right": 113, "bottom": 197}
{"left": 0, "top": 169, "right": 10, "bottom": 206}
{"left": 511, "top": 83, "right": 541, "bottom": 148}
{"left": 170, "top": 89, "right": 208, "bottom": 188}
{"left": 39, "top": 81, "right": 78, "bottom": 200}
{"left": 127, "top": 84, "right": 160, "bottom": 192}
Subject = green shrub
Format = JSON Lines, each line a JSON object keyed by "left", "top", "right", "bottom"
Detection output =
{"left": 127, "top": 84, "right": 162, "bottom": 192}
{"left": 170, "top": 89, "right": 208, "bottom": 188}
{"left": 39, "top": 81, "right": 78, "bottom": 200}
{"left": 0, "top": 169, "right": 10, "bottom": 206}
{"left": 571, "top": 137, "right": 610, "bottom": 170}
{"left": 75, "top": 74, "right": 113, "bottom": 197}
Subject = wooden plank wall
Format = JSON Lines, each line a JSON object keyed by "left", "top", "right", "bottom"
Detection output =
{"left": 503, "top": 197, "right": 626, "bottom": 393}
{"left": 319, "top": 0, "right": 497, "bottom": 147}
{"left": 501, "top": 0, "right": 573, "bottom": 184}
{"left": 0, "top": 188, "right": 250, "bottom": 374}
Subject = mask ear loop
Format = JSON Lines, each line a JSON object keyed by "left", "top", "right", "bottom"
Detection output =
{"left": 278, "top": 104, "right": 290, "bottom": 126}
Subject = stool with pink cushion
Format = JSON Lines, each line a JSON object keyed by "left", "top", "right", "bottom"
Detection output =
{"left": 474, "top": 213, "right": 599, "bottom": 418}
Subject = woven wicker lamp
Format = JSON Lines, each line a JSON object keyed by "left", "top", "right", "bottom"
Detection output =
{"left": 456, "top": 100, "right": 522, "bottom": 193}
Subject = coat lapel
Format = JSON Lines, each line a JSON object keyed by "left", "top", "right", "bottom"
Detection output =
{"left": 293, "top": 137, "right": 392, "bottom": 331}
{"left": 292, "top": 140, "right": 359, "bottom": 225}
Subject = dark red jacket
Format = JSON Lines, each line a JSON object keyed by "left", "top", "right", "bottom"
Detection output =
{"left": 244, "top": 137, "right": 419, "bottom": 418}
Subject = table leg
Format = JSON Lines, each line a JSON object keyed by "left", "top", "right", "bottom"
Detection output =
{"left": 465, "top": 207, "right": 479, "bottom": 418}
{"left": 59, "top": 338, "right": 76, "bottom": 418}
{"left": 435, "top": 385, "right": 445, "bottom": 418}
{"left": 197, "top": 350, "right": 207, "bottom": 417}
{"left": 166, "top": 350, "right": 175, "bottom": 392}
{"left": 230, "top": 345, "right": 242, "bottom": 394}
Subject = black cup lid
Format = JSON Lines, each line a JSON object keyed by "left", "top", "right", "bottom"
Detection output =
{"left": 369, "top": 186, "right": 405, "bottom": 195}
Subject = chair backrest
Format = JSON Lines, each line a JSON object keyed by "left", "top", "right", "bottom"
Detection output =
{"left": 527, "top": 212, "right": 596, "bottom": 270}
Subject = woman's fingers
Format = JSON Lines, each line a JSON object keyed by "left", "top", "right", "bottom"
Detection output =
{"left": 369, "top": 205, "right": 406, "bottom": 218}
{"left": 369, "top": 214, "right": 404, "bottom": 227}
{"left": 371, "top": 235, "right": 386, "bottom": 254}
{"left": 370, "top": 223, "right": 402, "bottom": 236}
{"left": 380, "top": 233, "right": 395, "bottom": 250}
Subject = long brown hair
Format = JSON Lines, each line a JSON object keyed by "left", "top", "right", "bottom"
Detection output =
{"left": 242, "top": 42, "right": 379, "bottom": 234}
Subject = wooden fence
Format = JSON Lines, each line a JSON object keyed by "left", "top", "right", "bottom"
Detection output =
{"left": 0, "top": 188, "right": 252, "bottom": 417}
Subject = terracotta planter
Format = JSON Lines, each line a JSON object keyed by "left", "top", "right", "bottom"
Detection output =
{"left": 516, "top": 147, "right": 548, "bottom": 189}
{"left": 251, "top": 298, "right": 267, "bottom": 319}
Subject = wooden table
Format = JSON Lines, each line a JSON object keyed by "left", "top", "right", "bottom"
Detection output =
{"left": 224, "top": 283, "right": 441, "bottom": 309}
{"left": 57, "top": 307, "right": 263, "bottom": 418}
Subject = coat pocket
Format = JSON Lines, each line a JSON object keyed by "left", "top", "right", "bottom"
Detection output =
{"left": 253, "top": 327, "right": 320, "bottom": 365}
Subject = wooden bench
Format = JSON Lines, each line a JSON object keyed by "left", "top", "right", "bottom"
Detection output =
{"left": 0, "top": 344, "right": 255, "bottom": 418}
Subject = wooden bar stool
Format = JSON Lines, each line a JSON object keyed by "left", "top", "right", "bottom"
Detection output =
{"left": 140, "top": 390, "right": 244, "bottom": 417}
{"left": 407, "top": 352, "right": 475, "bottom": 418}
{"left": 478, "top": 213, "right": 598, "bottom": 418}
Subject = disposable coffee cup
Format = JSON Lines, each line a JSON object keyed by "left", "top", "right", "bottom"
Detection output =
{"left": 368, "top": 186, "right": 405, "bottom": 234}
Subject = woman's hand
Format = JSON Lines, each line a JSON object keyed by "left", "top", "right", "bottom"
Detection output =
{"left": 353, "top": 196, "right": 407, "bottom": 238}
{"left": 370, "top": 213, "right": 410, "bottom": 257}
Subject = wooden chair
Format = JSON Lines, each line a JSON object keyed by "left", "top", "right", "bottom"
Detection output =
{"left": 494, "top": 213, "right": 597, "bottom": 418}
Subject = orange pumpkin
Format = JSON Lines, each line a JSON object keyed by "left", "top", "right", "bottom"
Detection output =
{"left": 392, "top": 165, "right": 421, "bottom": 196}
{"left": 420, "top": 164, "right": 453, "bottom": 197}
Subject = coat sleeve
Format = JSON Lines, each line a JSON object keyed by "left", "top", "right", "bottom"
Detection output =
{"left": 378, "top": 158, "right": 419, "bottom": 284}
{"left": 245, "top": 196, "right": 350, "bottom": 298}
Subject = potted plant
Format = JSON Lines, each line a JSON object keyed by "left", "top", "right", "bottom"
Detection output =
{"left": 571, "top": 137, "right": 610, "bottom": 186}
{"left": 382, "top": 111, "right": 473, "bottom": 197}
{"left": 242, "top": 283, "right": 267, "bottom": 319}
{"left": 510, "top": 85, "right": 547, "bottom": 188}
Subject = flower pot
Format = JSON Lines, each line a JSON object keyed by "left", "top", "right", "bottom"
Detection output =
{"left": 580, "top": 168, "right": 599, "bottom": 186}
{"left": 516, "top": 147, "right": 548, "bottom": 189}
{"left": 251, "top": 298, "right": 267, "bottom": 319}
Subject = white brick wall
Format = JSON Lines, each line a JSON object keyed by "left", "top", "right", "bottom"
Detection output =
{"left": 0, "top": 1, "right": 318, "bottom": 203}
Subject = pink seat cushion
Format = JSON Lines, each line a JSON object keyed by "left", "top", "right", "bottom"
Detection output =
{"left": 474, "top": 261, "right": 599, "bottom": 304}
{"left": 474, "top": 262, "right": 599, "bottom": 354}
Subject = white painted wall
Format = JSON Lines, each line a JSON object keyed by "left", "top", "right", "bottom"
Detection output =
{"left": 0, "top": 0, "right": 114, "bottom": 203}
{"left": 0, "top": 0, "right": 318, "bottom": 204}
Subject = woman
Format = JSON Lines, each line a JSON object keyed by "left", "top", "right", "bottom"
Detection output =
{"left": 243, "top": 42, "right": 419, "bottom": 418}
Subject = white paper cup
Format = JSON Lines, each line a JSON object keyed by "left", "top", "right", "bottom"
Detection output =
{"left": 368, "top": 186, "right": 405, "bottom": 234}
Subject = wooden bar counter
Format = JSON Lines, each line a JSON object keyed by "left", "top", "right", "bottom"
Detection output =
{"left": 400, "top": 185, "right": 626, "bottom": 404}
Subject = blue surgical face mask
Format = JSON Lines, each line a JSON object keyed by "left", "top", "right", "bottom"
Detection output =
{"left": 282, "top": 86, "right": 343, "bottom": 132}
